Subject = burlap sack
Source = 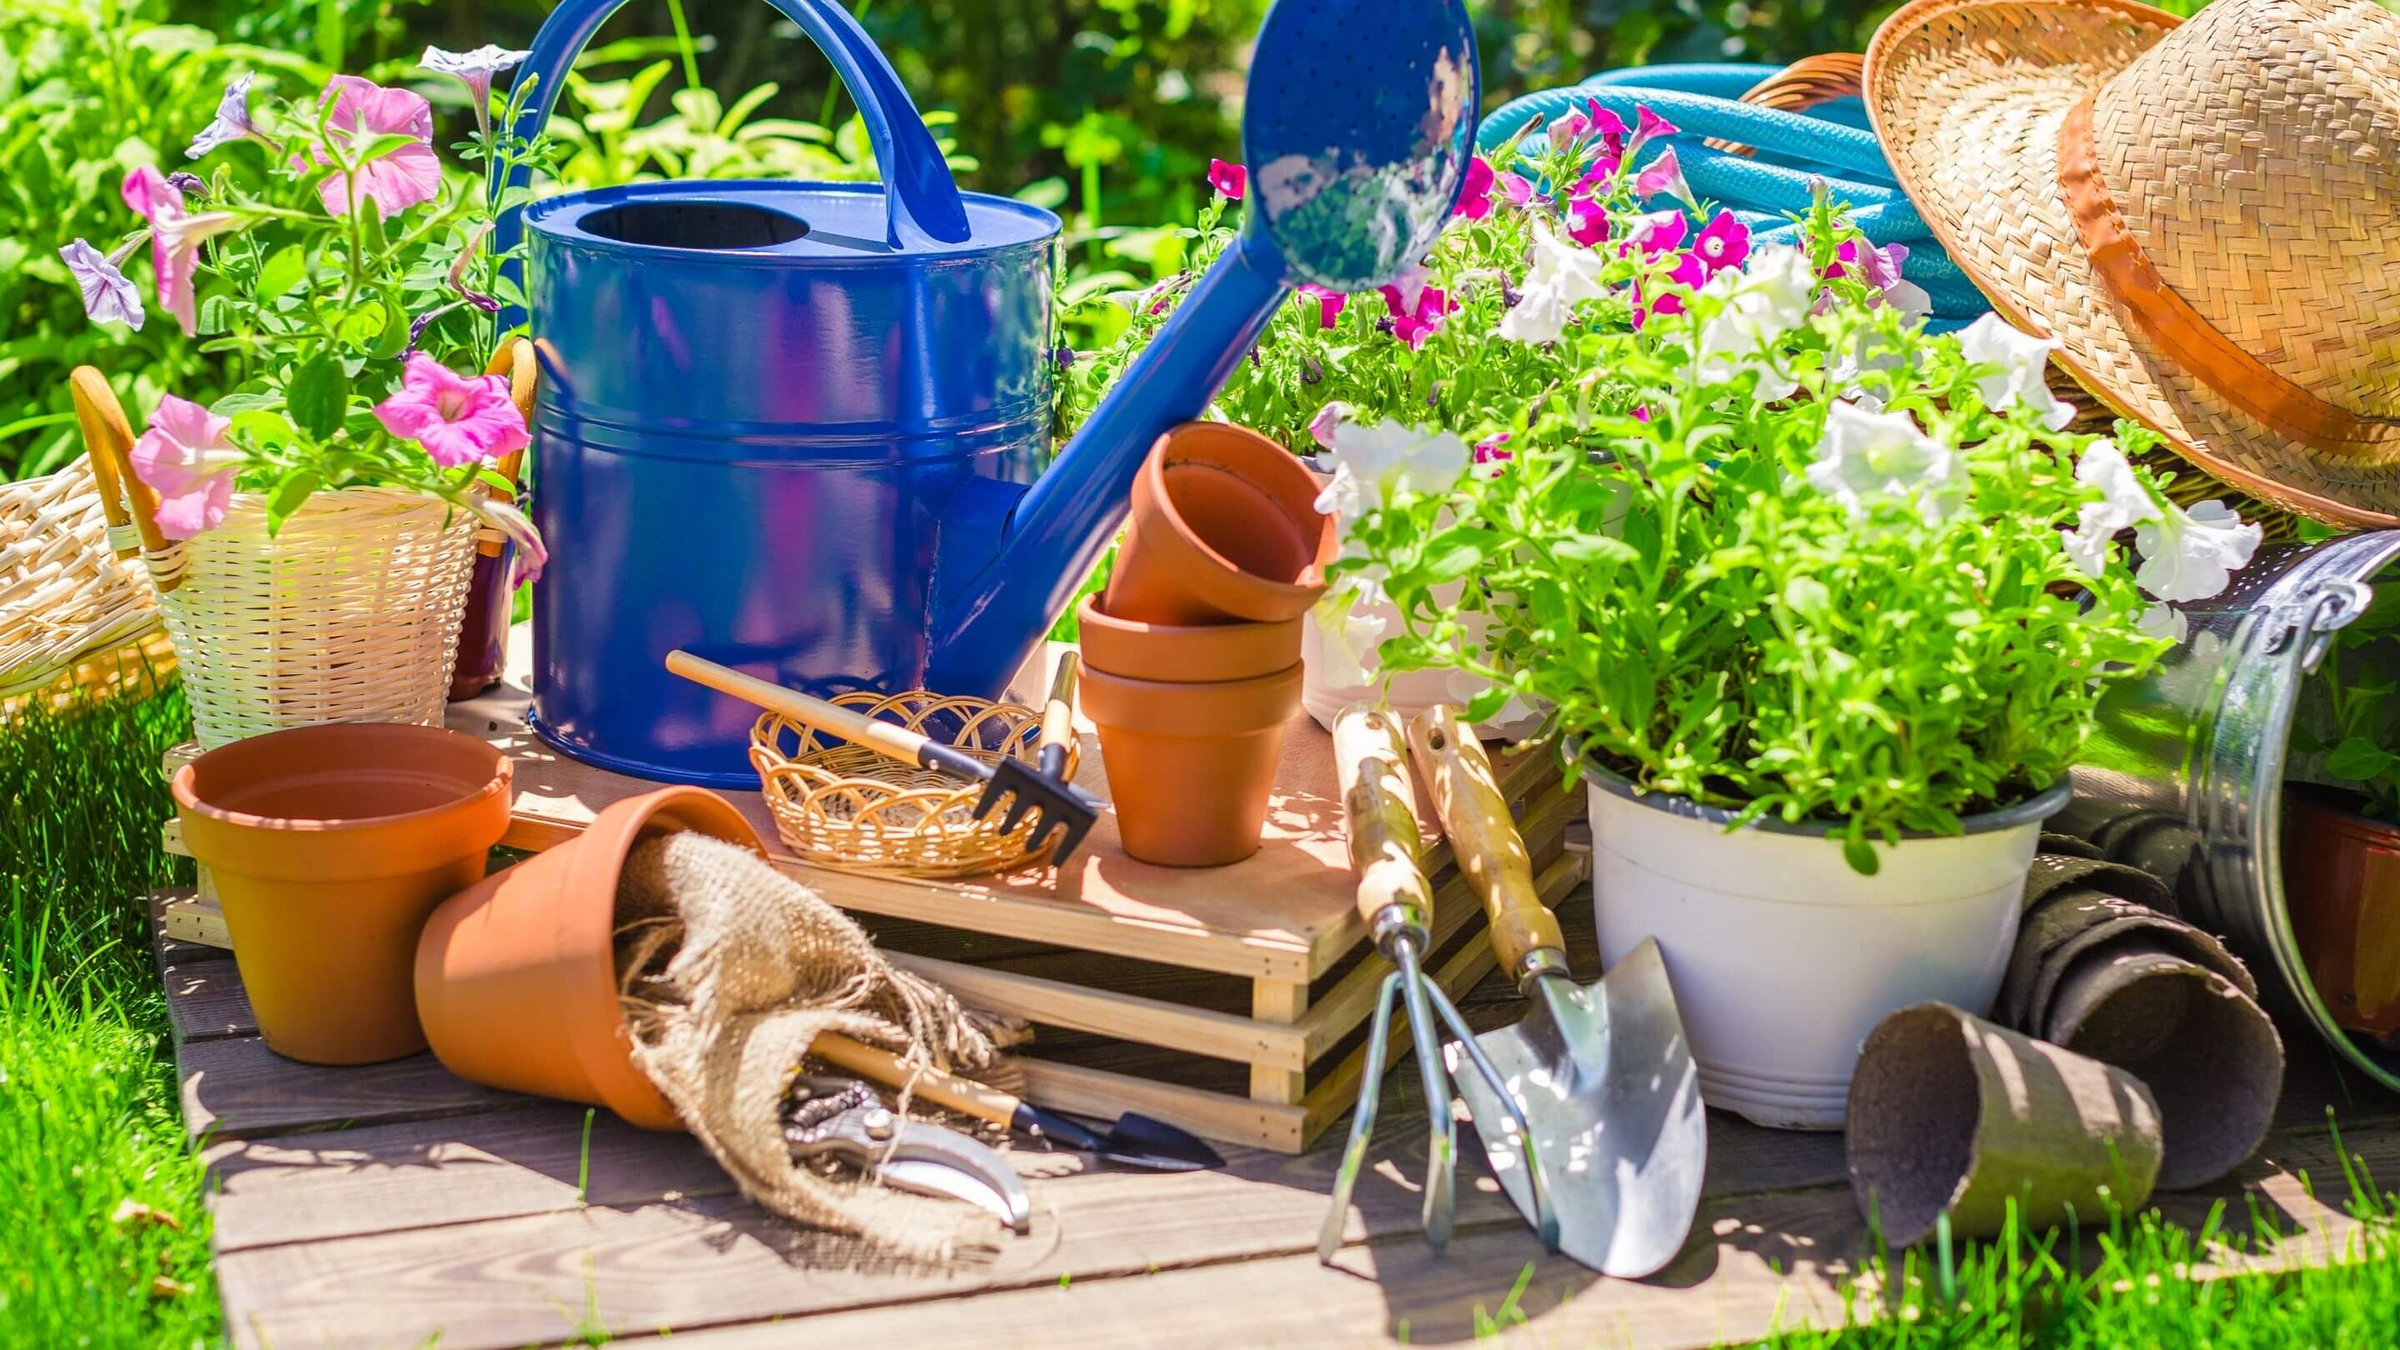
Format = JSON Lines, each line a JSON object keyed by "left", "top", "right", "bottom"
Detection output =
{"left": 615, "top": 831, "right": 1011, "bottom": 1261}
{"left": 1848, "top": 1003, "right": 2162, "bottom": 1247}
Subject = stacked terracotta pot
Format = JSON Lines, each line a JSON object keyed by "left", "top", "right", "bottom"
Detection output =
{"left": 1079, "top": 423, "right": 1335, "bottom": 867}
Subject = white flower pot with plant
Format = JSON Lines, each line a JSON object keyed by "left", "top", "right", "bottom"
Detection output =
{"left": 62, "top": 57, "right": 549, "bottom": 747}
{"left": 1306, "top": 120, "right": 2260, "bottom": 1127}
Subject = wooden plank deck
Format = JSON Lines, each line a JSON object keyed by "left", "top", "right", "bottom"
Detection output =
{"left": 156, "top": 891, "right": 2400, "bottom": 1350}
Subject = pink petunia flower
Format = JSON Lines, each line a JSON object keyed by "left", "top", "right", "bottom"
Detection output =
{"left": 130, "top": 395, "right": 241, "bottom": 540}
{"left": 1631, "top": 251, "right": 1709, "bottom": 329}
{"left": 1308, "top": 400, "right": 1353, "bottom": 451}
{"left": 1381, "top": 283, "right": 1455, "bottom": 351}
{"left": 1631, "top": 405, "right": 1651, "bottom": 423}
{"left": 1635, "top": 146, "right": 1694, "bottom": 208}
{"left": 1562, "top": 195, "right": 1609, "bottom": 248}
{"left": 1617, "top": 209, "right": 1688, "bottom": 259}
{"left": 1546, "top": 109, "right": 1590, "bottom": 150}
{"left": 304, "top": 76, "right": 442, "bottom": 219}
{"left": 1297, "top": 282, "right": 1347, "bottom": 330}
{"left": 1589, "top": 102, "right": 1631, "bottom": 151}
{"left": 1497, "top": 171, "right": 1536, "bottom": 209}
{"left": 1688, "top": 210, "right": 1750, "bottom": 277}
{"left": 120, "top": 167, "right": 242, "bottom": 337}
{"left": 373, "top": 352, "right": 531, "bottom": 468}
{"left": 1628, "top": 104, "right": 1679, "bottom": 154}
{"left": 1472, "top": 431, "right": 1512, "bottom": 464}
{"left": 1454, "top": 156, "right": 1496, "bottom": 220}
{"left": 1207, "top": 158, "right": 1246, "bottom": 200}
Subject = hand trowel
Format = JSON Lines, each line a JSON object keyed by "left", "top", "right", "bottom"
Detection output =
{"left": 1407, "top": 706, "right": 1708, "bottom": 1278}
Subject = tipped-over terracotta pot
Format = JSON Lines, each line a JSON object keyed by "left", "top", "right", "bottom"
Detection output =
{"left": 172, "top": 723, "right": 512, "bottom": 1065}
{"left": 1075, "top": 595, "right": 1301, "bottom": 683}
{"left": 1099, "top": 422, "right": 1334, "bottom": 626}
{"left": 1080, "top": 662, "right": 1303, "bottom": 866}
{"left": 415, "top": 786, "right": 764, "bottom": 1129}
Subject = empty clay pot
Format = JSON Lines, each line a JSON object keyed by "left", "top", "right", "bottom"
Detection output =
{"left": 1079, "top": 662, "right": 1303, "bottom": 866}
{"left": 171, "top": 723, "right": 513, "bottom": 1065}
{"left": 1099, "top": 422, "right": 1334, "bottom": 626}
{"left": 1075, "top": 595, "right": 1302, "bottom": 683}
{"left": 415, "top": 786, "right": 766, "bottom": 1129}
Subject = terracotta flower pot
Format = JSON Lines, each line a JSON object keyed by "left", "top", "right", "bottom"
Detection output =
{"left": 1075, "top": 595, "right": 1301, "bottom": 683}
{"left": 2283, "top": 785, "right": 2400, "bottom": 1041}
{"left": 171, "top": 723, "right": 513, "bottom": 1066}
{"left": 414, "top": 785, "right": 765, "bottom": 1129}
{"left": 1099, "top": 422, "right": 1334, "bottom": 626}
{"left": 1080, "top": 662, "right": 1303, "bottom": 866}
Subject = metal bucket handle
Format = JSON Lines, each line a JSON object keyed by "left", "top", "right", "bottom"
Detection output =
{"left": 494, "top": 0, "right": 973, "bottom": 251}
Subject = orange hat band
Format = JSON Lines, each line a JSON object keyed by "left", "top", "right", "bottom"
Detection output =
{"left": 2058, "top": 93, "right": 2392, "bottom": 457}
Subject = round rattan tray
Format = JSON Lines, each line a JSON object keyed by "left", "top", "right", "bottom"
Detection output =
{"left": 749, "top": 689, "right": 1081, "bottom": 878}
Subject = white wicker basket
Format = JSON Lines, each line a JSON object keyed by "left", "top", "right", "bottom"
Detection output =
{"left": 0, "top": 454, "right": 164, "bottom": 700}
{"left": 149, "top": 487, "right": 479, "bottom": 747}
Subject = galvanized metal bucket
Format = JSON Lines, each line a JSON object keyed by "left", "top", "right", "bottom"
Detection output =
{"left": 2064, "top": 529, "right": 2400, "bottom": 1090}
{"left": 497, "top": 0, "right": 1061, "bottom": 785}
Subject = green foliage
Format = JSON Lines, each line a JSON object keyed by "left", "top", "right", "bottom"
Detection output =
{"left": 2293, "top": 570, "right": 2400, "bottom": 822}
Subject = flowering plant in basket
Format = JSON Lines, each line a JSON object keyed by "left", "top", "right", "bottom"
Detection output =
{"left": 1066, "top": 104, "right": 2266, "bottom": 872}
{"left": 59, "top": 48, "right": 552, "bottom": 572}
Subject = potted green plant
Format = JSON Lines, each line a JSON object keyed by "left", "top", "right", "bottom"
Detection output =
{"left": 2285, "top": 572, "right": 2400, "bottom": 1040}
{"left": 1231, "top": 110, "right": 2268, "bottom": 1129}
{"left": 60, "top": 52, "right": 549, "bottom": 747}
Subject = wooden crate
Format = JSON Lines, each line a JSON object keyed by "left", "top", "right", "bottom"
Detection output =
{"left": 159, "top": 644, "right": 1586, "bottom": 1154}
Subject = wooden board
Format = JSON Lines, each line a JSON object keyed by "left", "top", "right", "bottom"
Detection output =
{"left": 169, "top": 862, "right": 2400, "bottom": 1350}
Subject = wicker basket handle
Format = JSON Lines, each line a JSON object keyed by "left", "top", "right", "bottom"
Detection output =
{"left": 1705, "top": 53, "right": 1866, "bottom": 158}
{"left": 68, "top": 366, "right": 181, "bottom": 593}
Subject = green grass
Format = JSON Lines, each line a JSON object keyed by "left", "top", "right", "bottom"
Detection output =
{"left": 0, "top": 681, "right": 218, "bottom": 1347}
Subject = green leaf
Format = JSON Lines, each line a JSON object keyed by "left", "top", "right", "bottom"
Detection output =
{"left": 368, "top": 295, "right": 411, "bottom": 360}
{"left": 336, "top": 303, "right": 388, "bottom": 352}
{"left": 286, "top": 354, "right": 349, "bottom": 441}
{"left": 1841, "top": 831, "right": 1882, "bottom": 877}
{"left": 256, "top": 245, "right": 307, "bottom": 302}
{"left": 2326, "top": 736, "right": 2398, "bottom": 784}
{"left": 265, "top": 470, "right": 320, "bottom": 536}
{"left": 350, "top": 132, "right": 425, "bottom": 167}
{"left": 211, "top": 392, "right": 282, "bottom": 416}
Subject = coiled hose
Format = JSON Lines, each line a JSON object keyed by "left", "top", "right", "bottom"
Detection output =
{"left": 1476, "top": 62, "right": 1991, "bottom": 330}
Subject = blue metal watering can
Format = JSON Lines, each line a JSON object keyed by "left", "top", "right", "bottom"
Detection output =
{"left": 501, "top": 0, "right": 1478, "bottom": 785}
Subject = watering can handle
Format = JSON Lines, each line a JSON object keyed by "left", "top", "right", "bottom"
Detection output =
{"left": 493, "top": 0, "right": 971, "bottom": 251}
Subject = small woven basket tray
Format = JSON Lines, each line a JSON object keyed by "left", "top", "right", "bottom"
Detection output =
{"left": 749, "top": 690, "right": 1082, "bottom": 879}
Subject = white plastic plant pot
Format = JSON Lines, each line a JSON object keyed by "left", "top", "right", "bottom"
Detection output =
{"left": 1587, "top": 771, "right": 2071, "bottom": 1130}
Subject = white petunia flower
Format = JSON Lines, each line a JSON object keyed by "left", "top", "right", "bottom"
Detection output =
{"left": 2132, "top": 498, "right": 2262, "bottom": 603}
{"left": 1804, "top": 400, "right": 1966, "bottom": 527}
{"left": 1497, "top": 223, "right": 1607, "bottom": 345}
{"left": 422, "top": 45, "right": 533, "bottom": 141}
{"left": 1308, "top": 588, "right": 1390, "bottom": 687}
{"left": 1695, "top": 244, "right": 1816, "bottom": 402}
{"left": 1443, "top": 669, "right": 1549, "bottom": 739}
{"left": 1308, "top": 400, "right": 1352, "bottom": 451}
{"left": 1958, "top": 313, "right": 2077, "bottom": 431}
{"left": 2059, "top": 438, "right": 2161, "bottom": 578}
{"left": 1311, "top": 417, "right": 1472, "bottom": 526}
{"left": 2135, "top": 603, "right": 2188, "bottom": 643}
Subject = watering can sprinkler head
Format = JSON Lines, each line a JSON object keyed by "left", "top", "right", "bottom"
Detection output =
{"left": 923, "top": 0, "right": 1481, "bottom": 698}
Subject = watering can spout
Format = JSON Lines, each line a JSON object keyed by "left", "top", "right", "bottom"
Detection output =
{"left": 926, "top": 238, "right": 1294, "bottom": 697}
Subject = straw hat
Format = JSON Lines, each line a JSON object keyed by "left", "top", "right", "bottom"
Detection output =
{"left": 1865, "top": 0, "right": 2400, "bottom": 527}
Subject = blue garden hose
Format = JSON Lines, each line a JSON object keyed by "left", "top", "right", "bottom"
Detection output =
{"left": 1477, "top": 64, "right": 1991, "bottom": 329}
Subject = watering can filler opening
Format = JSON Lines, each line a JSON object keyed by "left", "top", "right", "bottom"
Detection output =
{"left": 499, "top": 0, "right": 1480, "bottom": 786}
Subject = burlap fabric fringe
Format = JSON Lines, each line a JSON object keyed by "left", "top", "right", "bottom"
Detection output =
{"left": 614, "top": 831, "right": 1012, "bottom": 1261}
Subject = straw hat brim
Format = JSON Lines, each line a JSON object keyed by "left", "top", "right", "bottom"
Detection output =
{"left": 1865, "top": 0, "right": 2400, "bottom": 528}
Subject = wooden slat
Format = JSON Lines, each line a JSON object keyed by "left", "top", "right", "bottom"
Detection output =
{"left": 1250, "top": 979, "right": 1311, "bottom": 1103}
{"left": 160, "top": 957, "right": 253, "bottom": 1043}
{"left": 891, "top": 951, "right": 1305, "bottom": 1071}
{"left": 149, "top": 890, "right": 231, "bottom": 967}
{"left": 178, "top": 1035, "right": 518, "bottom": 1143}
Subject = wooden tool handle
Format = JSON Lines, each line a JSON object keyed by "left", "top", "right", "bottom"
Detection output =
{"left": 1407, "top": 705, "right": 1561, "bottom": 976}
{"left": 812, "top": 1032, "right": 1022, "bottom": 1129}
{"left": 1333, "top": 705, "right": 1432, "bottom": 932}
{"left": 477, "top": 339, "right": 539, "bottom": 557}
{"left": 666, "top": 650, "right": 932, "bottom": 766}
{"left": 1037, "top": 652, "right": 1078, "bottom": 760}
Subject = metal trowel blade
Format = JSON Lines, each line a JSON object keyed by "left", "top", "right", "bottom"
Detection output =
{"left": 1448, "top": 937, "right": 1707, "bottom": 1278}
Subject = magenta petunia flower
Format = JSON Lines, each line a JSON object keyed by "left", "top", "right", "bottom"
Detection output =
{"left": 130, "top": 395, "right": 241, "bottom": 540}
{"left": 1472, "top": 431, "right": 1512, "bottom": 464}
{"left": 120, "top": 166, "right": 241, "bottom": 337}
{"left": 1629, "top": 104, "right": 1679, "bottom": 152}
{"left": 1497, "top": 171, "right": 1536, "bottom": 209}
{"left": 1454, "top": 156, "right": 1496, "bottom": 220}
{"left": 1635, "top": 146, "right": 1693, "bottom": 208}
{"left": 1562, "top": 194, "right": 1609, "bottom": 247}
{"left": 1207, "top": 158, "right": 1246, "bottom": 200}
{"left": 1296, "top": 282, "right": 1347, "bottom": 330}
{"left": 1381, "top": 283, "right": 1455, "bottom": 351}
{"left": 373, "top": 352, "right": 530, "bottom": 467}
{"left": 1689, "top": 210, "right": 1750, "bottom": 277}
{"left": 1589, "top": 102, "right": 1631, "bottom": 150}
{"left": 1617, "top": 209, "right": 1688, "bottom": 259}
{"left": 304, "top": 76, "right": 441, "bottom": 219}
{"left": 1631, "top": 250, "right": 1709, "bottom": 329}
{"left": 1631, "top": 405, "right": 1651, "bottom": 423}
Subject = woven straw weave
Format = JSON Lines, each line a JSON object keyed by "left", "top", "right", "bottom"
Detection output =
{"left": 0, "top": 455, "right": 164, "bottom": 700}
{"left": 1865, "top": 0, "right": 2400, "bottom": 527}
{"left": 151, "top": 487, "right": 478, "bottom": 748}
{"left": 750, "top": 691, "right": 1078, "bottom": 879}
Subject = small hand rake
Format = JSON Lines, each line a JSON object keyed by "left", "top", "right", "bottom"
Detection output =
{"left": 668, "top": 650, "right": 1101, "bottom": 866}
{"left": 1317, "top": 707, "right": 1550, "bottom": 1263}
